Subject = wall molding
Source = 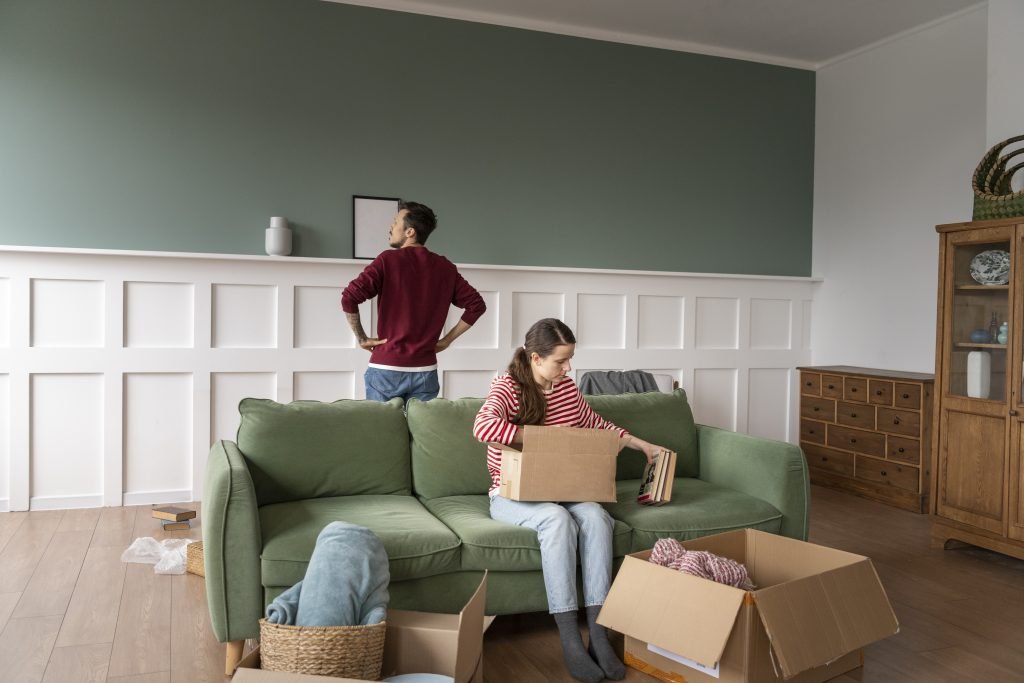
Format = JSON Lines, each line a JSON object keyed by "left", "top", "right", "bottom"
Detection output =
{"left": 0, "top": 246, "right": 818, "bottom": 511}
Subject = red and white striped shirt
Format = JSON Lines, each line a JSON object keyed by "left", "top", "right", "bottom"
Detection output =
{"left": 473, "top": 373, "right": 629, "bottom": 496}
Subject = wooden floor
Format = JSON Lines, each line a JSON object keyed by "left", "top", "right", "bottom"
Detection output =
{"left": 0, "top": 486, "right": 1021, "bottom": 682}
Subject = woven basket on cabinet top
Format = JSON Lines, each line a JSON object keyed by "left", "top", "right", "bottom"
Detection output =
{"left": 972, "top": 135, "right": 1024, "bottom": 220}
{"left": 257, "top": 618, "right": 386, "bottom": 679}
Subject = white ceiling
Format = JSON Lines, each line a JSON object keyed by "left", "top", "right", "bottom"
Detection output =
{"left": 328, "top": 0, "right": 984, "bottom": 69}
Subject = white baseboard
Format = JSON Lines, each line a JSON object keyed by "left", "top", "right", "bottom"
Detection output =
{"left": 123, "top": 490, "right": 195, "bottom": 507}
{"left": 0, "top": 499, "right": 8, "bottom": 512}
{"left": 29, "top": 494, "right": 104, "bottom": 510}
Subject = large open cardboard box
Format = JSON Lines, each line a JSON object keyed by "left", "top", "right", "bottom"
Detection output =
{"left": 498, "top": 425, "right": 619, "bottom": 502}
{"left": 598, "top": 529, "right": 899, "bottom": 683}
{"left": 234, "top": 574, "right": 493, "bottom": 683}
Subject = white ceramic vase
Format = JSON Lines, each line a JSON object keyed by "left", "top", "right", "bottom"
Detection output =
{"left": 966, "top": 350, "right": 991, "bottom": 399}
{"left": 265, "top": 217, "right": 292, "bottom": 256}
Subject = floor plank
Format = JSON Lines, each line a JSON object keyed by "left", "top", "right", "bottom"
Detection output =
{"left": 106, "top": 562, "right": 172, "bottom": 679}
{"left": 0, "top": 615, "right": 62, "bottom": 683}
{"left": 169, "top": 573, "right": 224, "bottom": 683}
{"left": 56, "top": 545, "right": 127, "bottom": 647}
{"left": 0, "top": 511, "right": 27, "bottom": 554}
{"left": 13, "top": 530, "right": 91, "bottom": 618}
{"left": 0, "top": 511, "right": 63, "bottom": 593}
{"left": 56, "top": 507, "right": 102, "bottom": 534}
{"left": 0, "top": 591, "right": 20, "bottom": 633}
{"left": 40, "top": 642, "right": 111, "bottom": 683}
{"left": 90, "top": 507, "right": 136, "bottom": 549}
{"left": 105, "top": 673, "right": 171, "bottom": 683}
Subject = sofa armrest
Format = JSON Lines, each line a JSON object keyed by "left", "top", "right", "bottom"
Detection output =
{"left": 696, "top": 425, "right": 809, "bottom": 540}
{"left": 203, "top": 440, "right": 264, "bottom": 643}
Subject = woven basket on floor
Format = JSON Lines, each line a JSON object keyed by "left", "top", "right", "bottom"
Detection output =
{"left": 258, "top": 618, "right": 386, "bottom": 679}
{"left": 186, "top": 542, "right": 204, "bottom": 577}
{"left": 972, "top": 134, "right": 1024, "bottom": 220}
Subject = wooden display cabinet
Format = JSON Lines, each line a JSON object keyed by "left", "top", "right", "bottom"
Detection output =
{"left": 932, "top": 218, "right": 1024, "bottom": 560}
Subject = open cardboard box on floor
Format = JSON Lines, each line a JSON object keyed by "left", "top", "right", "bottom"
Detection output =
{"left": 498, "top": 425, "right": 619, "bottom": 502}
{"left": 598, "top": 529, "right": 899, "bottom": 683}
{"left": 234, "top": 574, "right": 493, "bottom": 683}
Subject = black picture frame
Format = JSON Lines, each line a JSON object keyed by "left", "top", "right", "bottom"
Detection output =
{"left": 353, "top": 195, "right": 400, "bottom": 259}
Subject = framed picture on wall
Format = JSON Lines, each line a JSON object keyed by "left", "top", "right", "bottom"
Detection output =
{"left": 353, "top": 195, "right": 400, "bottom": 259}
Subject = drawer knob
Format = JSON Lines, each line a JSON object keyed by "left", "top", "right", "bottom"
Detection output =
{"left": 851, "top": 412, "right": 858, "bottom": 418}
{"left": 851, "top": 387, "right": 858, "bottom": 393}
{"left": 809, "top": 429, "right": 815, "bottom": 434}
{"left": 1011, "top": 410, "right": 1019, "bottom": 417}
{"left": 893, "top": 417, "right": 901, "bottom": 425}
{"left": 822, "top": 457, "right": 829, "bottom": 462}
{"left": 902, "top": 393, "right": 910, "bottom": 399}
{"left": 876, "top": 390, "right": 883, "bottom": 395}
{"left": 827, "top": 384, "right": 835, "bottom": 389}
{"left": 806, "top": 382, "right": 811, "bottom": 386}
{"left": 898, "top": 447, "right": 905, "bottom": 453}
{"left": 881, "top": 470, "right": 887, "bottom": 476}
{"left": 850, "top": 438, "right": 857, "bottom": 443}
{"left": 814, "top": 407, "right": 820, "bottom": 412}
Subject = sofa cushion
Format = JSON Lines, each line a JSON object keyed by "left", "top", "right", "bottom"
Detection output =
{"left": 238, "top": 398, "right": 411, "bottom": 505}
{"left": 585, "top": 389, "right": 699, "bottom": 480}
{"left": 258, "top": 495, "right": 460, "bottom": 586}
{"left": 407, "top": 397, "right": 492, "bottom": 499}
{"left": 605, "top": 478, "right": 782, "bottom": 551}
{"left": 423, "top": 495, "right": 633, "bottom": 571}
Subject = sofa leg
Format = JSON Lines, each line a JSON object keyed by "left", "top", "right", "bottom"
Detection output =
{"left": 225, "top": 640, "right": 244, "bottom": 676}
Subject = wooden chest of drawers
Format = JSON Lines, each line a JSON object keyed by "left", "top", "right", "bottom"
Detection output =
{"left": 798, "top": 366, "right": 934, "bottom": 513}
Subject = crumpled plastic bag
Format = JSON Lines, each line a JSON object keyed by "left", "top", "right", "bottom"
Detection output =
{"left": 121, "top": 537, "right": 193, "bottom": 574}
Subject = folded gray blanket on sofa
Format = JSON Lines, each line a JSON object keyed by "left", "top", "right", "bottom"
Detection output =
{"left": 265, "top": 521, "right": 390, "bottom": 627}
{"left": 578, "top": 370, "right": 660, "bottom": 395}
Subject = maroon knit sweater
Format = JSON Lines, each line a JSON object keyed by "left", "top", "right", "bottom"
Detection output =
{"left": 341, "top": 247, "right": 486, "bottom": 367}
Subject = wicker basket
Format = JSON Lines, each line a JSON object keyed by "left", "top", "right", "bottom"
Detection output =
{"left": 972, "top": 135, "right": 1024, "bottom": 220}
{"left": 258, "top": 618, "right": 386, "bottom": 679}
{"left": 186, "top": 542, "right": 205, "bottom": 577}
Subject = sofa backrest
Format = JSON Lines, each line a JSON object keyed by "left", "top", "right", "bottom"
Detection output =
{"left": 407, "top": 397, "right": 492, "bottom": 500}
{"left": 407, "top": 388, "right": 698, "bottom": 499}
{"left": 236, "top": 397, "right": 412, "bottom": 505}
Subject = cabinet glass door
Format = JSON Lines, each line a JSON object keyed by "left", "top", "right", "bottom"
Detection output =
{"left": 947, "top": 239, "right": 1011, "bottom": 400}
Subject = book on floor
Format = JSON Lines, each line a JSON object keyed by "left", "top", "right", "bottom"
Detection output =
{"left": 152, "top": 505, "right": 197, "bottom": 522}
{"left": 161, "top": 520, "right": 191, "bottom": 531}
{"left": 637, "top": 449, "right": 676, "bottom": 506}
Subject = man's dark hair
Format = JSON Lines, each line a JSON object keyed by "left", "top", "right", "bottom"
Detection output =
{"left": 398, "top": 200, "right": 437, "bottom": 244}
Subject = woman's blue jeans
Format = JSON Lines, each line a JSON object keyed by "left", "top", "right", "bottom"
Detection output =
{"left": 489, "top": 495, "right": 614, "bottom": 614}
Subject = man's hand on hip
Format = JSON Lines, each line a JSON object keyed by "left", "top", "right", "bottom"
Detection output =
{"left": 435, "top": 338, "right": 451, "bottom": 353}
{"left": 359, "top": 338, "right": 387, "bottom": 351}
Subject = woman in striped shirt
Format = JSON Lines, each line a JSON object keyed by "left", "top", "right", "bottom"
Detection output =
{"left": 473, "top": 318, "right": 665, "bottom": 683}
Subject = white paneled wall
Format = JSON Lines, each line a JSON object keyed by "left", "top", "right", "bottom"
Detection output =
{"left": 0, "top": 247, "right": 819, "bottom": 511}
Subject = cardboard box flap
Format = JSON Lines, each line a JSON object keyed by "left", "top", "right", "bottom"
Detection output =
{"left": 598, "top": 555, "right": 745, "bottom": 669}
{"left": 754, "top": 560, "right": 898, "bottom": 678}
{"left": 383, "top": 573, "right": 488, "bottom": 683}
{"left": 522, "top": 425, "right": 620, "bottom": 451}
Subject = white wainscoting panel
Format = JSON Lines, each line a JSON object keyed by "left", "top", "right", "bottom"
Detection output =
{"left": 125, "top": 281, "right": 194, "bottom": 348}
{"left": 695, "top": 297, "right": 739, "bottom": 350}
{"left": 212, "top": 372, "right": 277, "bottom": 444}
{"left": 512, "top": 292, "right": 565, "bottom": 345}
{"left": 0, "top": 374, "right": 8, "bottom": 510}
{"left": 30, "top": 373, "right": 104, "bottom": 509}
{"left": 295, "top": 286, "right": 355, "bottom": 348}
{"left": 750, "top": 299, "right": 792, "bottom": 350}
{"left": 802, "top": 300, "right": 813, "bottom": 351}
{"left": 31, "top": 279, "right": 104, "bottom": 348}
{"left": 0, "top": 246, "right": 818, "bottom": 509}
{"left": 693, "top": 368, "right": 738, "bottom": 431}
{"left": 747, "top": 368, "right": 791, "bottom": 442}
{"left": 444, "top": 291, "right": 499, "bottom": 349}
{"left": 293, "top": 371, "right": 355, "bottom": 402}
{"left": 124, "top": 373, "right": 193, "bottom": 501}
{"left": 212, "top": 284, "right": 277, "bottom": 349}
{"left": 0, "top": 278, "right": 9, "bottom": 347}
{"left": 444, "top": 370, "right": 498, "bottom": 400}
{"left": 638, "top": 295, "right": 684, "bottom": 349}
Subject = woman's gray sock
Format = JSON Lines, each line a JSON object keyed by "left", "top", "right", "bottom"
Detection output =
{"left": 586, "top": 605, "right": 625, "bottom": 680}
{"left": 553, "top": 611, "right": 605, "bottom": 683}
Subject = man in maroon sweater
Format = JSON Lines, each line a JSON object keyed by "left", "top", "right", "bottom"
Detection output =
{"left": 341, "top": 200, "right": 486, "bottom": 402}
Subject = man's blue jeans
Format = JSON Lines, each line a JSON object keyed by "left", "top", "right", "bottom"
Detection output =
{"left": 489, "top": 495, "right": 614, "bottom": 614}
{"left": 364, "top": 367, "right": 439, "bottom": 402}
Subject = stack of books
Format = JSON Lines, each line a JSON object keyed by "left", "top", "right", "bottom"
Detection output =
{"left": 636, "top": 449, "right": 677, "bottom": 506}
{"left": 152, "top": 505, "right": 197, "bottom": 531}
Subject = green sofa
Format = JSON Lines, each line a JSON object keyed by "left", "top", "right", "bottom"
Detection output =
{"left": 203, "top": 389, "right": 808, "bottom": 670}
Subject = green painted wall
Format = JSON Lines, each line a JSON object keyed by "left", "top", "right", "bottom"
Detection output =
{"left": 0, "top": 0, "right": 814, "bottom": 275}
